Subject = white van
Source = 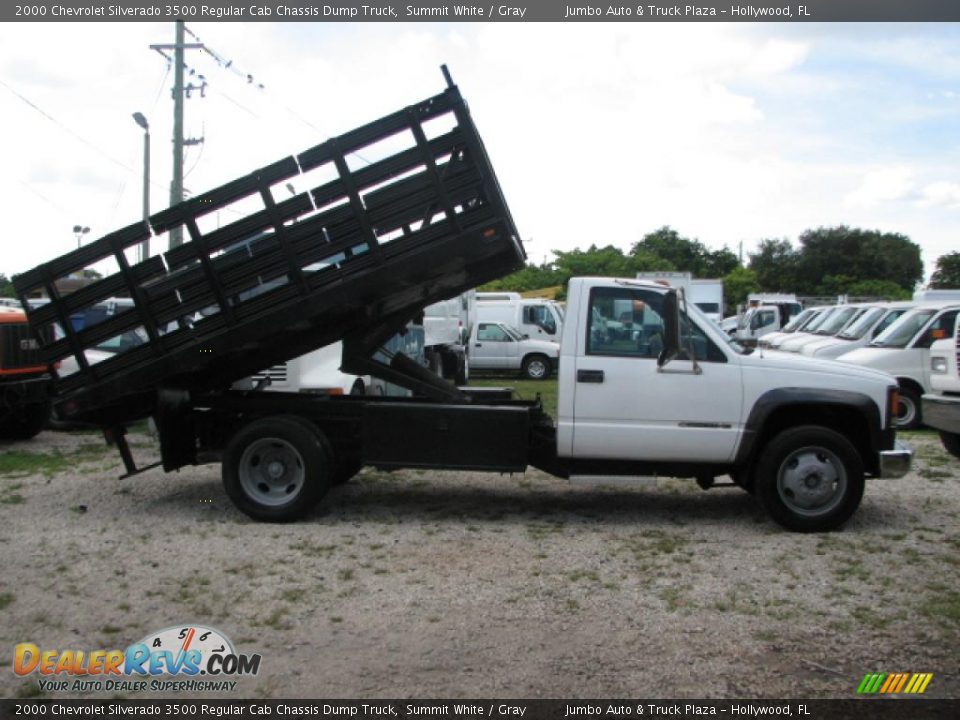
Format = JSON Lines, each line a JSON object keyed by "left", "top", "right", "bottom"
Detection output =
{"left": 476, "top": 292, "right": 564, "bottom": 340}
{"left": 839, "top": 303, "right": 960, "bottom": 428}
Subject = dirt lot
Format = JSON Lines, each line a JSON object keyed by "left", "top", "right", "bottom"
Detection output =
{"left": 0, "top": 427, "right": 957, "bottom": 700}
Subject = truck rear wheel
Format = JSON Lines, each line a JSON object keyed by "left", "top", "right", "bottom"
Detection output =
{"left": 522, "top": 354, "right": 551, "bottom": 380}
{"left": 223, "top": 415, "right": 332, "bottom": 521}
{"left": 754, "top": 425, "right": 864, "bottom": 532}
{"left": 456, "top": 354, "right": 469, "bottom": 386}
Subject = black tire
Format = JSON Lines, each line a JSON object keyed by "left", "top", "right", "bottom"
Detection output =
{"left": 940, "top": 432, "right": 960, "bottom": 460}
{"left": 0, "top": 400, "right": 50, "bottom": 441}
{"left": 754, "top": 425, "right": 865, "bottom": 532}
{"left": 223, "top": 415, "right": 332, "bottom": 522}
{"left": 894, "top": 386, "right": 922, "bottom": 430}
{"left": 522, "top": 354, "right": 552, "bottom": 380}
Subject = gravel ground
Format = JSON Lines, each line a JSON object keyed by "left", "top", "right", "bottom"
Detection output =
{"left": 0, "top": 428, "right": 957, "bottom": 700}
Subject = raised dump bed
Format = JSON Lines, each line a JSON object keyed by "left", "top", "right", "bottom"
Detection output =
{"left": 16, "top": 72, "right": 523, "bottom": 426}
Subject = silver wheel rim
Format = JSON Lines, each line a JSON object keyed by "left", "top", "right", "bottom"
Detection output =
{"left": 464, "top": 356, "right": 470, "bottom": 383}
{"left": 777, "top": 445, "right": 847, "bottom": 517}
{"left": 894, "top": 395, "right": 917, "bottom": 428}
{"left": 238, "top": 437, "right": 305, "bottom": 507}
{"left": 527, "top": 359, "right": 547, "bottom": 379}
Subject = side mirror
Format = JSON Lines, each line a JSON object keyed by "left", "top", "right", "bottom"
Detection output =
{"left": 658, "top": 290, "right": 681, "bottom": 368}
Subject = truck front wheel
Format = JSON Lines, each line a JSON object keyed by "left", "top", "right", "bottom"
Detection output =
{"left": 522, "top": 354, "right": 551, "bottom": 380}
{"left": 754, "top": 425, "right": 864, "bottom": 532}
{"left": 223, "top": 415, "right": 332, "bottom": 521}
{"left": 894, "top": 386, "right": 922, "bottom": 430}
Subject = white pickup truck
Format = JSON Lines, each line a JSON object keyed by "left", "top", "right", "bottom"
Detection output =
{"left": 470, "top": 320, "right": 560, "bottom": 379}
{"left": 922, "top": 315, "right": 960, "bottom": 458}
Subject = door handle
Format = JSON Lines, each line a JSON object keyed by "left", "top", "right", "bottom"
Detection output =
{"left": 577, "top": 369, "right": 604, "bottom": 383}
{"left": 475, "top": 343, "right": 482, "bottom": 347}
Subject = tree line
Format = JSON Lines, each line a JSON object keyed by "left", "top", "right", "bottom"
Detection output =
{"left": 482, "top": 225, "right": 960, "bottom": 312}
{"left": 2, "top": 228, "right": 958, "bottom": 309}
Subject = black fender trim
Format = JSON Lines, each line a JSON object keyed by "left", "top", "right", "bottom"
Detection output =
{"left": 734, "top": 387, "right": 885, "bottom": 468}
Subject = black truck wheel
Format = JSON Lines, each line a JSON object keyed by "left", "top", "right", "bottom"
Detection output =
{"left": 522, "top": 354, "right": 551, "bottom": 380}
{"left": 223, "top": 415, "right": 332, "bottom": 521}
{"left": 754, "top": 425, "right": 864, "bottom": 532}
{"left": 940, "top": 432, "right": 960, "bottom": 460}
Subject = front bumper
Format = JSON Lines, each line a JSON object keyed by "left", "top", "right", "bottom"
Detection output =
{"left": 922, "top": 393, "right": 960, "bottom": 435}
{"left": 878, "top": 441, "right": 913, "bottom": 479}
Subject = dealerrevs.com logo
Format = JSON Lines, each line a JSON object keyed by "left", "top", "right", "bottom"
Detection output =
{"left": 13, "top": 625, "right": 261, "bottom": 693}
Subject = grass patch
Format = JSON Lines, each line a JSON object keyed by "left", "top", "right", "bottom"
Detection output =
{"left": 470, "top": 378, "right": 559, "bottom": 419}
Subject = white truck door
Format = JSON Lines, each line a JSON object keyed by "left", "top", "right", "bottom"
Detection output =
{"left": 572, "top": 285, "right": 743, "bottom": 463}
{"left": 473, "top": 322, "right": 513, "bottom": 369}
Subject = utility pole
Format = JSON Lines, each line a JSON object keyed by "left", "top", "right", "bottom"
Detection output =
{"left": 171, "top": 21, "right": 185, "bottom": 247}
{"left": 150, "top": 22, "right": 205, "bottom": 249}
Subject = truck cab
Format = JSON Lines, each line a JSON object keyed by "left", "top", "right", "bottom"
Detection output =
{"left": 476, "top": 292, "right": 564, "bottom": 340}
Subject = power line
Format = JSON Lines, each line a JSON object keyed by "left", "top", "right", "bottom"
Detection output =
{"left": 0, "top": 77, "right": 134, "bottom": 174}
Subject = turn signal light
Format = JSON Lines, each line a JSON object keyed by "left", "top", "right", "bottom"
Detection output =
{"left": 888, "top": 387, "right": 900, "bottom": 428}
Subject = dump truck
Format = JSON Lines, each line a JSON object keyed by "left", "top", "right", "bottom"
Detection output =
{"left": 15, "top": 69, "right": 911, "bottom": 532}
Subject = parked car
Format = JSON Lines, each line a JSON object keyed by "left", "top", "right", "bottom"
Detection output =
{"left": 470, "top": 321, "right": 560, "bottom": 380}
{"left": 922, "top": 314, "right": 960, "bottom": 458}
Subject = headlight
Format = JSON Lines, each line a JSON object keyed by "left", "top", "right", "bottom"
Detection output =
{"left": 931, "top": 357, "right": 948, "bottom": 374}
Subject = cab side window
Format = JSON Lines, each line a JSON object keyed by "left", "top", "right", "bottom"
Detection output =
{"left": 477, "top": 323, "right": 510, "bottom": 342}
{"left": 916, "top": 310, "right": 959, "bottom": 349}
{"left": 587, "top": 286, "right": 726, "bottom": 362}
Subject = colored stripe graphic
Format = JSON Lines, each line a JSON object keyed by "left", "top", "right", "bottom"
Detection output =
{"left": 857, "top": 673, "right": 885, "bottom": 694}
{"left": 857, "top": 672, "right": 933, "bottom": 694}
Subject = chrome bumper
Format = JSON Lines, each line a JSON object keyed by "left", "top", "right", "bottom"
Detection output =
{"left": 922, "top": 393, "right": 960, "bottom": 435}
{"left": 879, "top": 441, "right": 913, "bottom": 479}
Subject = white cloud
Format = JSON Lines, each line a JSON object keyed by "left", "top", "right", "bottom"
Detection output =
{"left": 919, "top": 181, "right": 960, "bottom": 208}
{"left": 844, "top": 167, "right": 916, "bottom": 208}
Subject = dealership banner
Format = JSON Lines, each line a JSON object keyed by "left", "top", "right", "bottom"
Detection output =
{"left": 6, "top": 0, "right": 960, "bottom": 23}
{"left": 1, "top": 699, "right": 958, "bottom": 720}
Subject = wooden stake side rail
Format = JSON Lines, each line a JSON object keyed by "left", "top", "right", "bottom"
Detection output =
{"left": 15, "top": 82, "right": 524, "bottom": 425}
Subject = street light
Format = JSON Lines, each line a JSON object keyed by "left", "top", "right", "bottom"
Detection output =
{"left": 72, "top": 225, "right": 90, "bottom": 249}
{"left": 132, "top": 112, "right": 150, "bottom": 262}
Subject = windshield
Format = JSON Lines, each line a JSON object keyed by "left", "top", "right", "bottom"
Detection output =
{"left": 782, "top": 309, "right": 815, "bottom": 333}
{"left": 502, "top": 324, "right": 525, "bottom": 341}
{"left": 816, "top": 307, "right": 860, "bottom": 335}
{"left": 871, "top": 309, "right": 937, "bottom": 348}
{"left": 837, "top": 307, "right": 885, "bottom": 340}
{"left": 800, "top": 307, "right": 838, "bottom": 333}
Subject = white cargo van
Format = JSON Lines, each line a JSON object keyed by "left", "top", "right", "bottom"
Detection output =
{"left": 476, "top": 292, "right": 564, "bottom": 339}
{"left": 839, "top": 303, "right": 960, "bottom": 428}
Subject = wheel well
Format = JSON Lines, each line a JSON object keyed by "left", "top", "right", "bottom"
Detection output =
{"left": 895, "top": 377, "right": 924, "bottom": 397}
{"left": 523, "top": 352, "right": 548, "bottom": 365}
{"left": 751, "top": 404, "right": 876, "bottom": 476}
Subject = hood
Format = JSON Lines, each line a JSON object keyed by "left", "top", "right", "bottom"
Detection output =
{"left": 741, "top": 347, "right": 895, "bottom": 385}
{"left": 836, "top": 346, "right": 918, "bottom": 372}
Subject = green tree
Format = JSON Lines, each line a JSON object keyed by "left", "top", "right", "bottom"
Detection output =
{"left": 630, "top": 226, "right": 735, "bottom": 277}
{"left": 930, "top": 252, "right": 960, "bottom": 289}
{"left": 846, "top": 279, "right": 911, "bottom": 300}
{"left": 723, "top": 266, "right": 760, "bottom": 313}
{"left": 748, "top": 238, "right": 801, "bottom": 292}
{"left": 797, "top": 226, "right": 921, "bottom": 294}
{"left": 0, "top": 273, "right": 14, "bottom": 299}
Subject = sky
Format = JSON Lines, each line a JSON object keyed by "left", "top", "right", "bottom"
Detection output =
{"left": 1, "top": 21, "right": 959, "bottom": 284}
